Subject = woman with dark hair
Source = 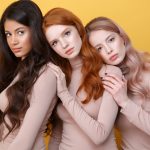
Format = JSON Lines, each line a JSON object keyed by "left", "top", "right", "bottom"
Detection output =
{"left": 43, "top": 8, "right": 123, "bottom": 150}
{"left": 85, "top": 17, "right": 150, "bottom": 150}
{"left": 0, "top": 1, "right": 57, "bottom": 149}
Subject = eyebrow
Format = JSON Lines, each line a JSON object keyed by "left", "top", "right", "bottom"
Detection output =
{"left": 106, "top": 34, "right": 114, "bottom": 41}
{"left": 49, "top": 27, "right": 71, "bottom": 43}
{"left": 61, "top": 27, "right": 71, "bottom": 35}
{"left": 94, "top": 34, "right": 114, "bottom": 48}
{"left": 5, "top": 27, "right": 25, "bottom": 32}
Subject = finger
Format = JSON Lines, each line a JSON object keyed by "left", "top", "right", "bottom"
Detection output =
{"left": 104, "top": 74, "right": 123, "bottom": 84}
{"left": 103, "top": 76, "right": 121, "bottom": 86}
{"left": 103, "top": 84, "right": 114, "bottom": 94}
{"left": 105, "top": 74, "right": 123, "bottom": 83}
{"left": 102, "top": 80, "right": 116, "bottom": 89}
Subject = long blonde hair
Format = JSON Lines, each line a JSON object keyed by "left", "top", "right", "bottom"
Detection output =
{"left": 86, "top": 17, "right": 150, "bottom": 100}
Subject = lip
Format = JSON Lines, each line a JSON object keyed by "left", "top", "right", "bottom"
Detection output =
{"left": 109, "top": 54, "right": 118, "bottom": 61}
{"left": 12, "top": 47, "right": 21, "bottom": 53}
{"left": 65, "top": 47, "right": 74, "bottom": 55}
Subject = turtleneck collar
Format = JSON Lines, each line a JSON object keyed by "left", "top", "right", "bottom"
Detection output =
{"left": 69, "top": 56, "right": 83, "bottom": 69}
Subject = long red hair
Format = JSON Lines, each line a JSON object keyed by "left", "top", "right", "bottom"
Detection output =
{"left": 43, "top": 8, "right": 104, "bottom": 103}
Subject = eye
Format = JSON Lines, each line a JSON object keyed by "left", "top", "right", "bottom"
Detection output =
{"left": 97, "top": 46, "right": 103, "bottom": 52}
{"left": 51, "top": 41, "right": 58, "bottom": 47}
{"left": 108, "top": 37, "right": 115, "bottom": 42}
{"left": 5, "top": 32, "right": 11, "bottom": 37}
{"left": 64, "top": 30, "right": 71, "bottom": 36}
{"left": 18, "top": 30, "right": 25, "bottom": 36}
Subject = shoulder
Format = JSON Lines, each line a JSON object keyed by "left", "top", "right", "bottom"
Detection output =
{"left": 38, "top": 62, "right": 57, "bottom": 80}
{"left": 99, "top": 64, "right": 122, "bottom": 77}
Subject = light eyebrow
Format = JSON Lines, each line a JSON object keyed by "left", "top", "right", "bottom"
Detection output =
{"left": 49, "top": 27, "right": 71, "bottom": 44}
{"left": 106, "top": 33, "right": 115, "bottom": 41}
{"left": 94, "top": 33, "right": 115, "bottom": 48}
{"left": 94, "top": 43, "right": 101, "bottom": 48}
{"left": 62, "top": 27, "right": 71, "bottom": 35}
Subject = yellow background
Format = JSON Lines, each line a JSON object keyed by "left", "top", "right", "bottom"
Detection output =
{"left": 1, "top": 0, "right": 150, "bottom": 52}
{"left": 1, "top": 1, "right": 148, "bottom": 149}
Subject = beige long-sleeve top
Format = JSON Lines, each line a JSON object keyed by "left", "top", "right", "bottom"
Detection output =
{"left": 116, "top": 94, "right": 150, "bottom": 150}
{"left": 0, "top": 63, "right": 57, "bottom": 150}
{"left": 49, "top": 58, "right": 122, "bottom": 150}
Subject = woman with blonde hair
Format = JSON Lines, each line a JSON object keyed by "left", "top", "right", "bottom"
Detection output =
{"left": 85, "top": 16, "right": 150, "bottom": 150}
{"left": 43, "top": 8, "right": 123, "bottom": 150}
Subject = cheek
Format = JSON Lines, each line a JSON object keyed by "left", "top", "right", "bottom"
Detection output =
{"left": 25, "top": 39, "right": 32, "bottom": 51}
{"left": 99, "top": 52, "right": 108, "bottom": 61}
{"left": 53, "top": 47, "right": 63, "bottom": 56}
{"left": 6, "top": 38, "right": 11, "bottom": 47}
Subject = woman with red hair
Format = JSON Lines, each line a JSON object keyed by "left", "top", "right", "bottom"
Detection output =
{"left": 43, "top": 8, "right": 122, "bottom": 150}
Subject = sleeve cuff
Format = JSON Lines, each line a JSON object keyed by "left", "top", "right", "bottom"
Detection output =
{"left": 120, "top": 100, "right": 140, "bottom": 122}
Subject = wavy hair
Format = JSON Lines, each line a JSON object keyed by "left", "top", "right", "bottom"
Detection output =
{"left": 85, "top": 17, "right": 150, "bottom": 100}
{"left": 0, "top": 0, "right": 54, "bottom": 137}
{"left": 43, "top": 8, "right": 104, "bottom": 104}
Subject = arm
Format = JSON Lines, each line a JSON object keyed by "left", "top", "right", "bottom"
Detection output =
{"left": 120, "top": 99, "right": 150, "bottom": 135}
{"left": 8, "top": 64, "right": 57, "bottom": 150}
{"left": 59, "top": 89, "right": 118, "bottom": 145}
{"left": 48, "top": 116, "right": 62, "bottom": 150}
{"left": 102, "top": 71, "right": 150, "bottom": 135}
{"left": 49, "top": 64, "right": 122, "bottom": 145}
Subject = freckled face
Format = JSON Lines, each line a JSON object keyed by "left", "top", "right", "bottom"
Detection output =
{"left": 45, "top": 25, "right": 82, "bottom": 60}
{"left": 4, "top": 19, "right": 32, "bottom": 60}
{"left": 89, "top": 30, "right": 126, "bottom": 65}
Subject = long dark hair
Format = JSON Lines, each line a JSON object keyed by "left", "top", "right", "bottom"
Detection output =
{"left": 0, "top": 0, "right": 54, "bottom": 137}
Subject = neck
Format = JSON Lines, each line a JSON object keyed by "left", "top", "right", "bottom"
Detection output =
{"left": 69, "top": 55, "right": 82, "bottom": 68}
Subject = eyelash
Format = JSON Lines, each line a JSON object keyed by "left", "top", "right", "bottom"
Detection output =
{"left": 5, "top": 30, "right": 25, "bottom": 37}
{"left": 97, "top": 46, "right": 102, "bottom": 51}
{"left": 5, "top": 33, "right": 11, "bottom": 37}
{"left": 18, "top": 30, "right": 25, "bottom": 35}
{"left": 51, "top": 41, "right": 57, "bottom": 47}
{"left": 64, "top": 30, "right": 71, "bottom": 36}
{"left": 108, "top": 37, "right": 115, "bottom": 42}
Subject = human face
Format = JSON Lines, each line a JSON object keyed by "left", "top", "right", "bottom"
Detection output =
{"left": 45, "top": 25, "right": 82, "bottom": 60}
{"left": 89, "top": 30, "right": 126, "bottom": 65}
{"left": 4, "top": 19, "right": 32, "bottom": 60}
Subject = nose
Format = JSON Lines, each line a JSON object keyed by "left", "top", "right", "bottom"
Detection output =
{"left": 11, "top": 35, "right": 19, "bottom": 45}
{"left": 60, "top": 39, "right": 68, "bottom": 49}
{"left": 104, "top": 44, "right": 113, "bottom": 54}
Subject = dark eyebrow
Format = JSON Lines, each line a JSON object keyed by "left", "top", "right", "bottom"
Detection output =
{"left": 15, "top": 27, "right": 25, "bottom": 32}
{"left": 5, "top": 27, "right": 25, "bottom": 33}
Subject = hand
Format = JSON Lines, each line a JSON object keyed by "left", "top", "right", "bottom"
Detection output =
{"left": 101, "top": 74, "right": 128, "bottom": 107}
{"left": 49, "top": 63, "right": 68, "bottom": 96}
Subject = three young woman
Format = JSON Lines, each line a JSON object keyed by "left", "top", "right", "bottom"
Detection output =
{"left": 1, "top": 1, "right": 149, "bottom": 150}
